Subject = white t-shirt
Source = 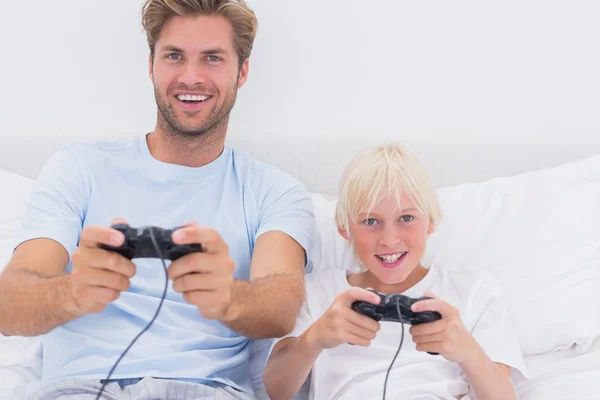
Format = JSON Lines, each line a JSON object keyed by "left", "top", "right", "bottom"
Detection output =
{"left": 274, "top": 263, "right": 528, "bottom": 400}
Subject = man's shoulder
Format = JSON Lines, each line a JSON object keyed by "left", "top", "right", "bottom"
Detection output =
{"left": 49, "top": 137, "right": 138, "bottom": 168}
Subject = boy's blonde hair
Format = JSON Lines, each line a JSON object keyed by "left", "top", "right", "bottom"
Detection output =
{"left": 335, "top": 143, "right": 443, "bottom": 243}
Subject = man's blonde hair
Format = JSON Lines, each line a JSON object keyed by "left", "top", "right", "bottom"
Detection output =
{"left": 141, "top": 0, "right": 258, "bottom": 67}
{"left": 335, "top": 143, "right": 443, "bottom": 236}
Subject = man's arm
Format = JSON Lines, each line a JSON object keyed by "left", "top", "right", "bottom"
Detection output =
{"left": 0, "top": 224, "right": 137, "bottom": 337}
{"left": 222, "top": 230, "right": 306, "bottom": 338}
{"left": 0, "top": 239, "right": 79, "bottom": 337}
{"left": 169, "top": 227, "right": 307, "bottom": 339}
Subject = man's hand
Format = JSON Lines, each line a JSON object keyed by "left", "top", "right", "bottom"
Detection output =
{"left": 304, "top": 287, "right": 382, "bottom": 350}
{"left": 70, "top": 219, "right": 136, "bottom": 316}
{"left": 168, "top": 222, "right": 235, "bottom": 321}
{"left": 409, "top": 292, "right": 479, "bottom": 364}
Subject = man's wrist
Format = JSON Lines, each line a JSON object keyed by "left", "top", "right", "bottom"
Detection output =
{"left": 217, "top": 280, "right": 244, "bottom": 324}
{"left": 61, "top": 275, "right": 85, "bottom": 320}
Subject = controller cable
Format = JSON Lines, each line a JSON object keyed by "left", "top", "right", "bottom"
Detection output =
{"left": 382, "top": 297, "right": 404, "bottom": 400}
{"left": 95, "top": 228, "right": 168, "bottom": 400}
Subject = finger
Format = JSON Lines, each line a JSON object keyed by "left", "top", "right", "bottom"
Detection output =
{"left": 411, "top": 295, "right": 453, "bottom": 317}
{"left": 341, "top": 331, "right": 373, "bottom": 347}
{"left": 74, "top": 285, "right": 121, "bottom": 305}
{"left": 411, "top": 331, "right": 447, "bottom": 344}
{"left": 76, "top": 248, "right": 136, "bottom": 278}
{"left": 342, "top": 320, "right": 379, "bottom": 342}
{"left": 72, "top": 267, "right": 131, "bottom": 292}
{"left": 409, "top": 319, "right": 446, "bottom": 336}
{"left": 172, "top": 224, "right": 228, "bottom": 254}
{"left": 172, "top": 272, "right": 233, "bottom": 293}
{"left": 168, "top": 253, "right": 234, "bottom": 280}
{"left": 79, "top": 225, "right": 125, "bottom": 248}
{"left": 183, "top": 290, "right": 229, "bottom": 310}
{"left": 415, "top": 342, "right": 443, "bottom": 354}
{"left": 110, "top": 218, "right": 129, "bottom": 226}
{"left": 341, "top": 287, "right": 381, "bottom": 306}
{"left": 344, "top": 308, "right": 381, "bottom": 333}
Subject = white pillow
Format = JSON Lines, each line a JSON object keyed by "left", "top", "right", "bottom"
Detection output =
{"left": 311, "top": 155, "right": 600, "bottom": 357}
{"left": 0, "top": 168, "right": 34, "bottom": 270}
{"left": 0, "top": 168, "right": 42, "bottom": 397}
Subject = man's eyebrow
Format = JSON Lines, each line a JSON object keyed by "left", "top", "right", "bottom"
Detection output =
{"left": 160, "top": 45, "right": 185, "bottom": 53}
{"left": 158, "top": 45, "right": 229, "bottom": 56}
{"left": 200, "top": 47, "right": 229, "bottom": 55}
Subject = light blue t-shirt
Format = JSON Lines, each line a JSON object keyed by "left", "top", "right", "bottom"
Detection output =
{"left": 19, "top": 135, "right": 315, "bottom": 396}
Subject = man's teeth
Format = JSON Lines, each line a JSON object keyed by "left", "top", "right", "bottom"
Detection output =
{"left": 177, "top": 94, "right": 210, "bottom": 102}
{"left": 377, "top": 252, "right": 406, "bottom": 263}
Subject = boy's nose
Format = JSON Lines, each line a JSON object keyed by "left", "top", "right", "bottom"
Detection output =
{"left": 378, "top": 228, "right": 402, "bottom": 248}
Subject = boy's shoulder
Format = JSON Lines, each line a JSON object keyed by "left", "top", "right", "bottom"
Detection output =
{"left": 305, "top": 268, "right": 349, "bottom": 290}
{"left": 433, "top": 263, "right": 502, "bottom": 292}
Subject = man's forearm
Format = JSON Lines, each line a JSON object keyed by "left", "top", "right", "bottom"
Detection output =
{"left": 460, "top": 344, "right": 517, "bottom": 400}
{"left": 221, "top": 273, "right": 304, "bottom": 339}
{"left": 0, "top": 270, "right": 80, "bottom": 337}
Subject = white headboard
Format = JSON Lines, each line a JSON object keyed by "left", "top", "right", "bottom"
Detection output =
{"left": 1, "top": 129, "right": 599, "bottom": 197}
{"left": 2, "top": 0, "right": 600, "bottom": 196}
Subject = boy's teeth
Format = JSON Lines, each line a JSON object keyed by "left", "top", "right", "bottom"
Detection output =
{"left": 378, "top": 252, "right": 406, "bottom": 263}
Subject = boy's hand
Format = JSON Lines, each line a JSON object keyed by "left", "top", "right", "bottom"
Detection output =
{"left": 409, "top": 292, "right": 479, "bottom": 364}
{"left": 305, "top": 287, "right": 382, "bottom": 350}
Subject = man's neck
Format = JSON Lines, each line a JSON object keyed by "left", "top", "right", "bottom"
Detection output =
{"left": 146, "top": 126, "right": 226, "bottom": 168}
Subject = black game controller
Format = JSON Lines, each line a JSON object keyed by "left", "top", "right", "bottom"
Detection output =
{"left": 352, "top": 290, "right": 442, "bottom": 355}
{"left": 100, "top": 223, "right": 203, "bottom": 261}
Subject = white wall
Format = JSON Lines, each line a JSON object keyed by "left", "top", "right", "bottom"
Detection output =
{"left": 1, "top": 0, "right": 599, "bottom": 193}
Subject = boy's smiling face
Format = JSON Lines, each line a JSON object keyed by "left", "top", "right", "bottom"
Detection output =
{"left": 339, "top": 192, "right": 434, "bottom": 285}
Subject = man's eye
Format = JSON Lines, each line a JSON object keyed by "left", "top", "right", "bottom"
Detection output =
{"left": 207, "top": 55, "right": 221, "bottom": 62}
{"left": 167, "top": 53, "right": 182, "bottom": 60}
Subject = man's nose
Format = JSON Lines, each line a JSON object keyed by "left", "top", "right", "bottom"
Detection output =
{"left": 178, "top": 60, "right": 207, "bottom": 87}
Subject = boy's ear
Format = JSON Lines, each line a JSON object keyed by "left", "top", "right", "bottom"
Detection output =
{"left": 427, "top": 219, "right": 436, "bottom": 235}
{"left": 337, "top": 227, "right": 351, "bottom": 241}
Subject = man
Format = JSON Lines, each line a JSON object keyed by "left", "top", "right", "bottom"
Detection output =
{"left": 0, "top": 1, "right": 314, "bottom": 399}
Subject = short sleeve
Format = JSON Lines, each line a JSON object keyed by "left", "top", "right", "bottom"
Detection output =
{"left": 255, "top": 167, "right": 315, "bottom": 268}
{"left": 468, "top": 274, "right": 529, "bottom": 379}
{"left": 18, "top": 146, "right": 91, "bottom": 264}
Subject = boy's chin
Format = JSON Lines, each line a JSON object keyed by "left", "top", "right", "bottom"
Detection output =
{"left": 370, "top": 268, "right": 412, "bottom": 285}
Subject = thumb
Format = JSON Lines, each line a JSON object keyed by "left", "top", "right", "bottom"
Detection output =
{"left": 343, "top": 287, "right": 381, "bottom": 306}
{"left": 110, "top": 218, "right": 129, "bottom": 226}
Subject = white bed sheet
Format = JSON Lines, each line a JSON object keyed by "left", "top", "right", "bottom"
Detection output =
{"left": 515, "top": 337, "right": 600, "bottom": 400}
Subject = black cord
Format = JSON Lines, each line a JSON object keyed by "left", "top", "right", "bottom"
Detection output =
{"left": 383, "top": 297, "right": 404, "bottom": 400}
{"left": 95, "top": 228, "right": 168, "bottom": 400}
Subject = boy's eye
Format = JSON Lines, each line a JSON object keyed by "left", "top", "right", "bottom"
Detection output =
{"left": 363, "top": 218, "right": 378, "bottom": 226}
{"left": 400, "top": 215, "right": 414, "bottom": 222}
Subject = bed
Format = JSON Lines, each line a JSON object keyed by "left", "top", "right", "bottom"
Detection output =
{"left": 2, "top": 133, "right": 600, "bottom": 399}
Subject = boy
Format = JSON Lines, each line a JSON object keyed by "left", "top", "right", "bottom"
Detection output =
{"left": 263, "top": 143, "right": 527, "bottom": 399}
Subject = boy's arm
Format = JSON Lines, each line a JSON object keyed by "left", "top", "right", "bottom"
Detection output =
{"left": 263, "top": 331, "right": 322, "bottom": 400}
{"left": 410, "top": 292, "right": 518, "bottom": 400}
{"left": 459, "top": 345, "right": 517, "bottom": 400}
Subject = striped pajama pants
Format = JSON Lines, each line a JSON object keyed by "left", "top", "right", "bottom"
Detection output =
{"left": 28, "top": 377, "right": 256, "bottom": 400}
